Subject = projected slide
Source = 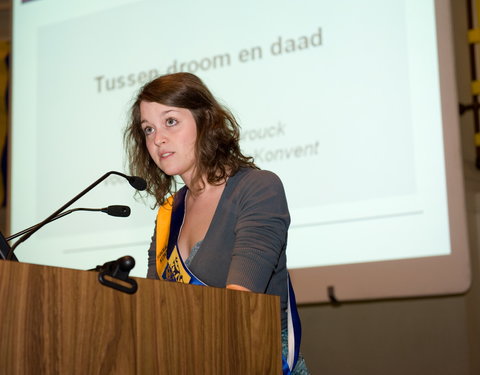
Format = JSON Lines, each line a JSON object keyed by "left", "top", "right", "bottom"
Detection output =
{"left": 11, "top": 0, "right": 453, "bottom": 278}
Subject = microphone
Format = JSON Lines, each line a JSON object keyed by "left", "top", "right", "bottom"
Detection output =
{"left": 6, "top": 205, "right": 131, "bottom": 242}
{"left": 102, "top": 205, "right": 131, "bottom": 217}
{"left": 6, "top": 171, "right": 146, "bottom": 260}
{"left": 127, "top": 176, "right": 147, "bottom": 191}
{"left": 92, "top": 255, "right": 138, "bottom": 294}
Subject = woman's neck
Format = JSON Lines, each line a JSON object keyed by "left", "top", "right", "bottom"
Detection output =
{"left": 182, "top": 173, "right": 227, "bottom": 198}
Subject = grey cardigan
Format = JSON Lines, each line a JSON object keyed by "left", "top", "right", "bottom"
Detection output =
{"left": 147, "top": 168, "right": 290, "bottom": 328}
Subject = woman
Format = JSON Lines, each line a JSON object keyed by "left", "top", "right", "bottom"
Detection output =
{"left": 124, "top": 72, "right": 309, "bottom": 374}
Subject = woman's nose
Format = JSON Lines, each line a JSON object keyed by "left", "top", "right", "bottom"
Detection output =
{"left": 153, "top": 129, "right": 166, "bottom": 146}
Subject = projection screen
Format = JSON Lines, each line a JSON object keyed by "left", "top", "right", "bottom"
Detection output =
{"left": 10, "top": 0, "right": 470, "bottom": 303}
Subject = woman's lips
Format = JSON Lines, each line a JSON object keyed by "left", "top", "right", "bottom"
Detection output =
{"left": 161, "top": 152, "right": 174, "bottom": 159}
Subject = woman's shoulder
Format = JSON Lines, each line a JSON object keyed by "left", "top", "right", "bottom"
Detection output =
{"left": 233, "top": 167, "right": 283, "bottom": 185}
{"left": 226, "top": 167, "right": 290, "bottom": 216}
{"left": 228, "top": 167, "right": 286, "bottom": 196}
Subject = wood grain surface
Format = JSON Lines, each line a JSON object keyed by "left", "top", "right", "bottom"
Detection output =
{"left": 0, "top": 260, "right": 281, "bottom": 374}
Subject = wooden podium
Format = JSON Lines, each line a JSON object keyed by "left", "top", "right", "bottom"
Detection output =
{"left": 0, "top": 261, "right": 281, "bottom": 374}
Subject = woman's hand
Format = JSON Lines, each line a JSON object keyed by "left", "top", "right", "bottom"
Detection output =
{"left": 226, "top": 284, "right": 251, "bottom": 292}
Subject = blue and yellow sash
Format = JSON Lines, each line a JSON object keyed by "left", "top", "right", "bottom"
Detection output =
{"left": 155, "top": 189, "right": 205, "bottom": 285}
{"left": 155, "top": 189, "right": 301, "bottom": 374}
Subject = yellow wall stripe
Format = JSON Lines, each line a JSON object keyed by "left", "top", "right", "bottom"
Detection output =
{"left": 468, "top": 29, "right": 480, "bottom": 43}
{"left": 475, "top": 132, "right": 480, "bottom": 147}
{"left": 471, "top": 80, "right": 480, "bottom": 95}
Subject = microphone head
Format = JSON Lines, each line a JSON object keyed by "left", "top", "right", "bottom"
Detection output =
{"left": 118, "top": 255, "right": 135, "bottom": 272}
{"left": 105, "top": 205, "right": 131, "bottom": 217}
{"left": 128, "top": 176, "right": 147, "bottom": 191}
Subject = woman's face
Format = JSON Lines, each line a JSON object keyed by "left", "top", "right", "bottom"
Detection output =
{"left": 140, "top": 101, "right": 198, "bottom": 185}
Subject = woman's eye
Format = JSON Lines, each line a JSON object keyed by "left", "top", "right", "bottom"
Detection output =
{"left": 143, "top": 126, "right": 154, "bottom": 136}
{"left": 166, "top": 118, "right": 178, "bottom": 127}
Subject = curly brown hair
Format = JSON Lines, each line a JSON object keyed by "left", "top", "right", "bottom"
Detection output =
{"left": 124, "top": 72, "right": 257, "bottom": 206}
